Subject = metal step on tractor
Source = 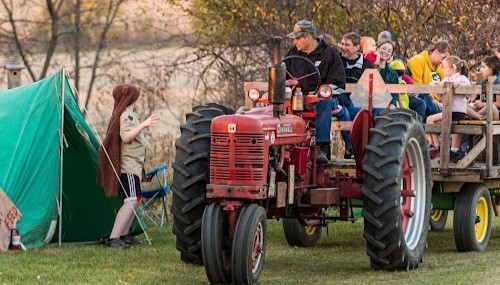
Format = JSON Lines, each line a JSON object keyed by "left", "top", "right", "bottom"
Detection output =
{"left": 170, "top": 37, "right": 436, "bottom": 284}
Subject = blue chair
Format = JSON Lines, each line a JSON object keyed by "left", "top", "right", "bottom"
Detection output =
{"left": 141, "top": 164, "right": 169, "bottom": 227}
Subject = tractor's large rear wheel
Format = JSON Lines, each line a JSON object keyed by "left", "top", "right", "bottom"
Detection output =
{"left": 171, "top": 103, "right": 234, "bottom": 264}
{"left": 202, "top": 204, "right": 232, "bottom": 284}
{"left": 362, "top": 109, "right": 431, "bottom": 270}
{"left": 282, "top": 218, "right": 322, "bottom": 247}
{"left": 453, "top": 183, "right": 492, "bottom": 252}
{"left": 231, "top": 204, "right": 267, "bottom": 285}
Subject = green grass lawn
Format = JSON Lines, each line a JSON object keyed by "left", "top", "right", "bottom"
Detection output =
{"left": 2, "top": 216, "right": 500, "bottom": 285}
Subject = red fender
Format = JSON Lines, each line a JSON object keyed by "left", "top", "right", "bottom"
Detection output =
{"left": 350, "top": 109, "right": 374, "bottom": 178}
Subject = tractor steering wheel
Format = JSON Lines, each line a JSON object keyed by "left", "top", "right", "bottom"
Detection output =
{"left": 282, "top": 55, "right": 322, "bottom": 94}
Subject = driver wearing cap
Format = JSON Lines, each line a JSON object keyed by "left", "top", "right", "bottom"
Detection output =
{"left": 284, "top": 20, "right": 349, "bottom": 163}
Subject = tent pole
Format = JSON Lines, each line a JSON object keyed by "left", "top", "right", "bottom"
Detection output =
{"left": 58, "top": 68, "right": 66, "bottom": 246}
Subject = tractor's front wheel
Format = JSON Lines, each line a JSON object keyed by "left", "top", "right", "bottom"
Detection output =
{"left": 171, "top": 104, "right": 234, "bottom": 264}
{"left": 202, "top": 204, "right": 232, "bottom": 284}
{"left": 453, "top": 183, "right": 492, "bottom": 252}
{"left": 362, "top": 109, "right": 432, "bottom": 270}
{"left": 282, "top": 218, "right": 322, "bottom": 247}
{"left": 231, "top": 204, "right": 267, "bottom": 285}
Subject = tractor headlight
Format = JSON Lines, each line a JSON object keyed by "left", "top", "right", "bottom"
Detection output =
{"left": 247, "top": 88, "right": 261, "bottom": 102}
{"left": 318, "top": 84, "right": 332, "bottom": 98}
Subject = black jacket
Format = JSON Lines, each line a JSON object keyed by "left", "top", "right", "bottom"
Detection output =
{"left": 339, "top": 54, "right": 374, "bottom": 105}
{"left": 341, "top": 53, "right": 374, "bottom": 84}
{"left": 284, "top": 40, "right": 346, "bottom": 94}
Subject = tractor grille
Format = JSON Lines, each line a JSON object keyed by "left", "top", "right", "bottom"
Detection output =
{"left": 210, "top": 132, "right": 265, "bottom": 182}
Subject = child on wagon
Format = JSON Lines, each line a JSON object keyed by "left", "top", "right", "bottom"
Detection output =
{"left": 469, "top": 56, "right": 500, "bottom": 120}
{"left": 426, "top": 56, "right": 470, "bottom": 162}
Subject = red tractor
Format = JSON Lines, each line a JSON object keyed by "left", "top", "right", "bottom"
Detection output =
{"left": 172, "top": 37, "right": 432, "bottom": 284}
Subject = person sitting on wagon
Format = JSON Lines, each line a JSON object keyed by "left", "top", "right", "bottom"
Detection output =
{"left": 375, "top": 40, "right": 400, "bottom": 109}
{"left": 407, "top": 41, "right": 452, "bottom": 122}
{"left": 389, "top": 59, "right": 411, "bottom": 109}
{"left": 469, "top": 55, "right": 500, "bottom": 120}
{"left": 339, "top": 32, "right": 399, "bottom": 120}
{"left": 426, "top": 56, "right": 470, "bottom": 162}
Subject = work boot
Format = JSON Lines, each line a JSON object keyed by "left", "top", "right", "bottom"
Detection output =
{"left": 316, "top": 142, "right": 331, "bottom": 164}
{"left": 319, "top": 142, "right": 331, "bottom": 159}
{"left": 316, "top": 151, "right": 329, "bottom": 164}
{"left": 344, "top": 148, "right": 353, "bottom": 159}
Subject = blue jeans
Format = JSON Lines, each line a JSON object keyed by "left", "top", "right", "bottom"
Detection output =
{"left": 409, "top": 96, "right": 427, "bottom": 122}
{"left": 339, "top": 94, "right": 385, "bottom": 119}
{"left": 315, "top": 97, "right": 352, "bottom": 150}
{"left": 419, "top": 93, "right": 440, "bottom": 117}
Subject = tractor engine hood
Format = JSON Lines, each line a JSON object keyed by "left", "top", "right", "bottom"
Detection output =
{"left": 211, "top": 107, "right": 307, "bottom": 145}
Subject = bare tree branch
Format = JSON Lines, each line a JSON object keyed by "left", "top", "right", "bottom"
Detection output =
{"left": 1, "top": 0, "right": 36, "bottom": 80}
{"left": 84, "top": 0, "right": 125, "bottom": 111}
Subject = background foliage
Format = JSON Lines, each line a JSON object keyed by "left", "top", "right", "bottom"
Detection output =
{"left": 175, "top": 0, "right": 500, "bottom": 107}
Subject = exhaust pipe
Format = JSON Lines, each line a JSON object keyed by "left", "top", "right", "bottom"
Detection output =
{"left": 268, "top": 37, "right": 286, "bottom": 118}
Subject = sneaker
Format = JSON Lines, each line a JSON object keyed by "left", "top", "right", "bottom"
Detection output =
{"left": 344, "top": 149, "right": 353, "bottom": 159}
{"left": 316, "top": 151, "right": 329, "bottom": 164}
{"left": 429, "top": 147, "right": 440, "bottom": 160}
{"left": 450, "top": 149, "right": 465, "bottom": 163}
{"left": 105, "top": 238, "right": 130, "bottom": 248}
{"left": 121, "top": 235, "right": 143, "bottom": 245}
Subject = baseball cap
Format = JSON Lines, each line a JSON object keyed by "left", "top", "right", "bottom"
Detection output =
{"left": 287, "top": 20, "right": 317, "bottom": 39}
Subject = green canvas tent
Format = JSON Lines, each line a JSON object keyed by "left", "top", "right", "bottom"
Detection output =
{"left": 0, "top": 69, "right": 122, "bottom": 249}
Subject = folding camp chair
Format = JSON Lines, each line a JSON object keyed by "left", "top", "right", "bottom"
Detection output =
{"left": 140, "top": 164, "right": 169, "bottom": 227}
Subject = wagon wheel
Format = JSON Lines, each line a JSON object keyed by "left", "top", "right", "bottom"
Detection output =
{"left": 430, "top": 209, "right": 448, "bottom": 231}
{"left": 202, "top": 204, "right": 232, "bottom": 284}
{"left": 362, "top": 109, "right": 432, "bottom": 270}
{"left": 282, "top": 218, "right": 322, "bottom": 247}
{"left": 231, "top": 204, "right": 267, "bottom": 285}
{"left": 453, "top": 183, "right": 492, "bottom": 252}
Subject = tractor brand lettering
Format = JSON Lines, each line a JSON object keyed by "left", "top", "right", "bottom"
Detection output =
{"left": 277, "top": 124, "right": 293, "bottom": 134}
{"left": 228, "top": 123, "right": 236, "bottom": 133}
